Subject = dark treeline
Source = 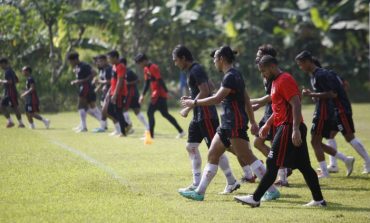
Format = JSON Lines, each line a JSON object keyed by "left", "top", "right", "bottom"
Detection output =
{"left": 0, "top": 0, "right": 369, "bottom": 112}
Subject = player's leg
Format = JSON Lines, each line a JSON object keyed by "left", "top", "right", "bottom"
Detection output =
{"left": 157, "top": 98, "right": 184, "bottom": 137}
{"left": 147, "top": 101, "right": 157, "bottom": 138}
{"left": 1, "top": 98, "right": 14, "bottom": 127}
{"left": 77, "top": 96, "right": 88, "bottom": 132}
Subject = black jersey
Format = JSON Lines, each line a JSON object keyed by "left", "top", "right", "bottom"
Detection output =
{"left": 328, "top": 70, "right": 352, "bottom": 115}
{"left": 98, "top": 65, "right": 112, "bottom": 93}
{"left": 3, "top": 67, "right": 18, "bottom": 97}
{"left": 74, "top": 62, "right": 93, "bottom": 87}
{"left": 310, "top": 68, "right": 336, "bottom": 119}
{"left": 25, "top": 76, "right": 39, "bottom": 104}
{"left": 262, "top": 79, "right": 273, "bottom": 122}
{"left": 187, "top": 63, "right": 218, "bottom": 122}
{"left": 220, "top": 67, "right": 248, "bottom": 130}
{"left": 126, "top": 68, "right": 139, "bottom": 98}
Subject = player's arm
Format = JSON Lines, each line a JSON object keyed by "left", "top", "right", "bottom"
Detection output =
{"left": 250, "top": 94, "right": 271, "bottom": 105}
{"left": 181, "top": 86, "right": 229, "bottom": 107}
{"left": 180, "top": 82, "right": 209, "bottom": 118}
{"left": 244, "top": 89, "right": 259, "bottom": 135}
{"left": 302, "top": 89, "right": 337, "bottom": 99}
{"left": 139, "top": 76, "right": 150, "bottom": 104}
{"left": 0, "top": 79, "right": 11, "bottom": 84}
{"left": 21, "top": 83, "right": 35, "bottom": 98}
{"left": 289, "top": 95, "right": 302, "bottom": 147}
{"left": 259, "top": 114, "right": 274, "bottom": 139}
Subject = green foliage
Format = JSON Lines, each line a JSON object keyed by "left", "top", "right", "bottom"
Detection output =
{"left": 0, "top": 0, "right": 369, "bottom": 112}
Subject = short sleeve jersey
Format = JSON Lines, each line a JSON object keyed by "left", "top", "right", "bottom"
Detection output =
{"left": 74, "top": 62, "right": 93, "bottom": 86}
{"left": 187, "top": 63, "right": 218, "bottom": 121}
{"left": 144, "top": 63, "right": 167, "bottom": 99}
{"left": 126, "top": 68, "right": 139, "bottom": 98}
{"left": 328, "top": 70, "right": 352, "bottom": 115}
{"left": 110, "top": 63, "right": 127, "bottom": 96}
{"left": 220, "top": 68, "right": 248, "bottom": 130}
{"left": 3, "top": 68, "right": 18, "bottom": 97}
{"left": 271, "top": 72, "right": 303, "bottom": 127}
{"left": 311, "top": 68, "right": 337, "bottom": 119}
{"left": 262, "top": 78, "right": 273, "bottom": 122}
{"left": 25, "top": 76, "right": 39, "bottom": 104}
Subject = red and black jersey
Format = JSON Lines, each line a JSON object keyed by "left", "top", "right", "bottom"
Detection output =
{"left": 220, "top": 67, "right": 248, "bottom": 130}
{"left": 110, "top": 63, "right": 127, "bottom": 96}
{"left": 143, "top": 63, "right": 167, "bottom": 100}
{"left": 271, "top": 72, "right": 303, "bottom": 127}
{"left": 25, "top": 76, "right": 39, "bottom": 105}
{"left": 3, "top": 67, "right": 18, "bottom": 98}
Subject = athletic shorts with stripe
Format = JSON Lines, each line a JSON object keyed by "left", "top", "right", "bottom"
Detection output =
{"left": 188, "top": 119, "right": 219, "bottom": 147}
{"left": 79, "top": 84, "right": 96, "bottom": 103}
{"left": 217, "top": 127, "right": 250, "bottom": 148}
{"left": 269, "top": 123, "right": 311, "bottom": 169}
{"left": 25, "top": 102, "right": 40, "bottom": 113}
{"left": 1, "top": 96, "right": 18, "bottom": 108}
{"left": 311, "top": 117, "right": 336, "bottom": 139}
{"left": 335, "top": 113, "right": 355, "bottom": 135}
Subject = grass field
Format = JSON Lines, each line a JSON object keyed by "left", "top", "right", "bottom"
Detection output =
{"left": 1, "top": 104, "right": 370, "bottom": 223}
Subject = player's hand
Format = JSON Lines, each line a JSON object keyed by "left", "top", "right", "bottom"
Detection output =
{"left": 302, "top": 88, "right": 311, "bottom": 96}
{"left": 180, "top": 107, "right": 191, "bottom": 118}
{"left": 139, "top": 95, "right": 144, "bottom": 104}
{"left": 250, "top": 121, "right": 259, "bottom": 136}
{"left": 292, "top": 127, "right": 302, "bottom": 147}
{"left": 180, "top": 96, "right": 191, "bottom": 100}
{"left": 259, "top": 124, "right": 270, "bottom": 139}
{"left": 70, "top": 80, "right": 78, "bottom": 85}
{"left": 252, "top": 104, "right": 261, "bottom": 111}
{"left": 181, "top": 99, "right": 194, "bottom": 108}
{"left": 20, "top": 93, "right": 26, "bottom": 98}
{"left": 111, "top": 94, "right": 117, "bottom": 104}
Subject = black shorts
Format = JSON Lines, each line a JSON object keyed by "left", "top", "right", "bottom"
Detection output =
{"left": 257, "top": 119, "right": 274, "bottom": 141}
{"left": 125, "top": 95, "right": 140, "bottom": 110}
{"left": 1, "top": 95, "right": 18, "bottom": 107}
{"left": 336, "top": 113, "right": 355, "bottom": 135}
{"left": 269, "top": 123, "right": 311, "bottom": 169}
{"left": 25, "top": 103, "right": 39, "bottom": 113}
{"left": 311, "top": 117, "right": 336, "bottom": 139}
{"left": 217, "top": 127, "right": 249, "bottom": 148}
{"left": 188, "top": 119, "right": 219, "bottom": 147}
{"left": 79, "top": 85, "right": 96, "bottom": 103}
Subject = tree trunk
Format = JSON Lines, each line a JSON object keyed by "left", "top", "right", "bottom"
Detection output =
{"left": 48, "top": 22, "right": 57, "bottom": 83}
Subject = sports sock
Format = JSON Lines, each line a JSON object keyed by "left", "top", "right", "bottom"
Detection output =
{"left": 78, "top": 109, "right": 87, "bottom": 129}
{"left": 278, "top": 168, "right": 287, "bottom": 182}
{"left": 219, "top": 154, "right": 236, "bottom": 185}
{"left": 242, "top": 165, "right": 254, "bottom": 179}
{"left": 196, "top": 163, "right": 218, "bottom": 195}
{"left": 137, "top": 112, "right": 149, "bottom": 130}
{"left": 186, "top": 143, "right": 202, "bottom": 186}
{"left": 7, "top": 117, "right": 13, "bottom": 124}
{"left": 250, "top": 159, "right": 278, "bottom": 193}
{"left": 114, "top": 122, "right": 121, "bottom": 133}
{"left": 350, "top": 138, "right": 370, "bottom": 163}
{"left": 123, "top": 112, "right": 132, "bottom": 125}
{"left": 335, "top": 152, "right": 350, "bottom": 162}
{"left": 319, "top": 161, "right": 328, "bottom": 174}
{"left": 327, "top": 139, "right": 338, "bottom": 167}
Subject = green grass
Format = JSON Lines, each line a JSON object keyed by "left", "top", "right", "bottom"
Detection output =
{"left": 1, "top": 104, "right": 370, "bottom": 223}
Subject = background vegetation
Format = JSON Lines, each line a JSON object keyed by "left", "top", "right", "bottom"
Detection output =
{"left": 0, "top": 0, "right": 369, "bottom": 111}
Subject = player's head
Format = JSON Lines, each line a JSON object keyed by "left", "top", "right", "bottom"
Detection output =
{"left": 119, "top": 57, "right": 127, "bottom": 65}
{"left": 295, "top": 50, "right": 315, "bottom": 73}
{"left": 172, "top": 45, "right": 193, "bottom": 70}
{"left": 96, "top": 54, "right": 108, "bottom": 68}
{"left": 257, "top": 55, "right": 279, "bottom": 80}
{"left": 107, "top": 50, "right": 120, "bottom": 65}
{"left": 211, "top": 46, "right": 237, "bottom": 72}
{"left": 0, "top": 57, "right": 9, "bottom": 69}
{"left": 256, "top": 44, "right": 277, "bottom": 64}
{"left": 312, "top": 56, "right": 322, "bottom": 68}
{"left": 134, "top": 53, "right": 148, "bottom": 68}
{"left": 67, "top": 52, "right": 80, "bottom": 66}
{"left": 22, "top": 66, "right": 32, "bottom": 76}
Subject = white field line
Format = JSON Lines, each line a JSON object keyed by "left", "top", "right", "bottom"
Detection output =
{"left": 51, "top": 140, "right": 132, "bottom": 189}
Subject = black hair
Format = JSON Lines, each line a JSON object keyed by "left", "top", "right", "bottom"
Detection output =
{"left": 134, "top": 53, "right": 148, "bottom": 63}
{"left": 67, "top": 52, "right": 79, "bottom": 60}
{"left": 119, "top": 57, "right": 127, "bottom": 65}
{"left": 107, "top": 50, "right": 119, "bottom": 59}
{"left": 22, "top": 66, "right": 32, "bottom": 73}
{"left": 210, "top": 46, "right": 237, "bottom": 63}
{"left": 258, "top": 55, "right": 278, "bottom": 67}
{"left": 258, "top": 44, "right": 277, "bottom": 57}
{"left": 0, "top": 58, "right": 9, "bottom": 64}
{"left": 172, "top": 45, "right": 194, "bottom": 62}
{"left": 96, "top": 54, "right": 107, "bottom": 60}
{"left": 312, "top": 57, "right": 322, "bottom": 68}
{"left": 295, "top": 50, "right": 313, "bottom": 62}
